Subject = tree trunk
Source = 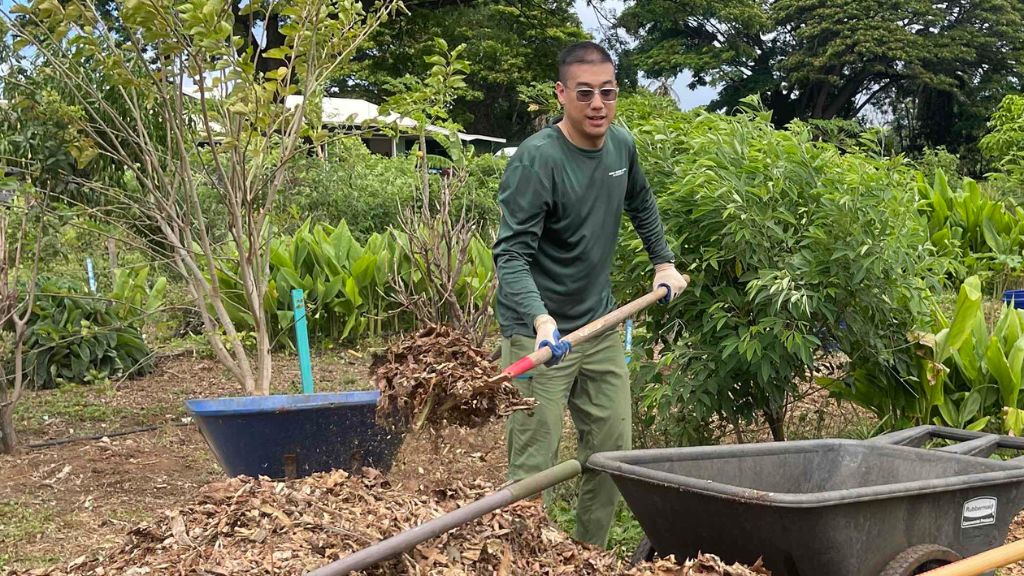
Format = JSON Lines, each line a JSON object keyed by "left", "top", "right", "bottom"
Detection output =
{"left": 420, "top": 133, "right": 430, "bottom": 218}
{"left": 254, "top": 305, "right": 273, "bottom": 396}
{"left": 812, "top": 81, "right": 831, "bottom": 119}
{"left": 0, "top": 341, "right": 23, "bottom": 455}
{"left": 0, "top": 403, "right": 18, "bottom": 455}
{"left": 107, "top": 237, "right": 118, "bottom": 283}
{"left": 763, "top": 405, "right": 786, "bottom": 442}
{"left": 822, "top": 72, "right": 872, "bottom": 120}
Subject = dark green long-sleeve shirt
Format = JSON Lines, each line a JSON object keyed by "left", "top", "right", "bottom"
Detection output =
{"left": 492, "top": 123, "right": 675, "bottom": 339}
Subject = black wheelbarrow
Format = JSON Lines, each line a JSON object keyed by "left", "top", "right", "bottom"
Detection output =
{"left": 587, "top": 425, "right": 1024, "bottom": 576}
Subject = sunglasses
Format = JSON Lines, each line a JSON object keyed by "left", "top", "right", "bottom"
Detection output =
{"left": 574, "top": 87, "right": 619, "bottom": 103}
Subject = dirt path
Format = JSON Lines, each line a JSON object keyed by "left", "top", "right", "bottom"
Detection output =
{"left": 0, "top": 424, "right": 220, "bottom": 569}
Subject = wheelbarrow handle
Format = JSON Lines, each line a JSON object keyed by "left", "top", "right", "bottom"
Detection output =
{"left": 491, "top": 285, "right": 670, "bottom": 385}
{"left": 305, "top": 459, "right": 582, "bottom": 576}
{"left": 872, "top": 425, "right": 1024, "bottom": 461}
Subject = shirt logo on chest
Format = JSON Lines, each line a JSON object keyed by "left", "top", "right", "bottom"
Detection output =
{"left": 608, "top": 168, "right": 627, "bottom": 177}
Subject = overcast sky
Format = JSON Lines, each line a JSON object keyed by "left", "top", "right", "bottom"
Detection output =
{"left": 573, "top": 0, "right": 718, "bottom": 110}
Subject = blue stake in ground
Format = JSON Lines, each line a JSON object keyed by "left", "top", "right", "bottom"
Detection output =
{"left": 625, "top": 318, "right": 634, "bottom": 365}
{"left": 86, "top": 257, "right": 97, "bottom": 294}
{"left": 292, "top": 288, "right": 315, "bottom": 394}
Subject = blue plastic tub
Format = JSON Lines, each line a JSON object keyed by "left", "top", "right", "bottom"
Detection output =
{"left": 185, "top": 390, "right": 405, "bottom": 479}
{"left": 1005, "top": 290, "right": 1024, "bottom": 310}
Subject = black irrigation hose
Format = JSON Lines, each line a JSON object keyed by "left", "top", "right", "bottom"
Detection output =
{"left": 28, "top": 420, "right": 194, "bottom": 449}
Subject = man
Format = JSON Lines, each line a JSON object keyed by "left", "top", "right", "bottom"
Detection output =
{"left": 491, "top": 40, "right": 688, "bottom": 548}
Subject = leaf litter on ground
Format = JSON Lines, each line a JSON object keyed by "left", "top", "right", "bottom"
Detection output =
{"left": 13, "top": 469, "right": 770, "bottom": 576}
{"left": 371, "top": 325, "right": 537, "bottom": 429}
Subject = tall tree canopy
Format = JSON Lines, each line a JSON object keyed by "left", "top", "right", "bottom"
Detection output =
{"left": 614, "top": 0, "right": 1024, "bottom": 152}
{"left": 81, "top": 0, "right": 587, "bottom": 140}
{"left": 331, "top": 0, "right": 588, "bottom": 141}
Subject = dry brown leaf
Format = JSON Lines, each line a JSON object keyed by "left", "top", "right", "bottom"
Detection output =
{"left": 259, "top": 504, "right": 292, "bottom": 528}
{"left": 371, "top": 325, "right": 537, "bottom": 429}
{"left": 169, "top": 513, "right": 193, "bottom": 547}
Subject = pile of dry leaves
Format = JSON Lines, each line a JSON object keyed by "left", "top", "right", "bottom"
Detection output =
{"left": 624, "top": 557, "right": 770, "bottom": 576}
{"left": 18, "top": 470, "right": 769, "bottom": 576}
{"left": 371, "top": 325, "right": 536, "bottom": 429}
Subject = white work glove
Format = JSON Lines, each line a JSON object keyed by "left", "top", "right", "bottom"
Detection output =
{"left": 534, "top": 314, "right": 571, "bottom": 367}
{"left": 653, "top": 262, "right": 690, "bottom": 303}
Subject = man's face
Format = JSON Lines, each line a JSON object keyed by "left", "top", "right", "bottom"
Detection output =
{"left": 555, "top": 62, "right": 617, "bottom": 143}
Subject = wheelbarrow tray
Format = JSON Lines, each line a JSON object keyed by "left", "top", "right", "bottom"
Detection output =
{"left": 185, "top": 390, "right": 405, "bottom": 480}
{"left": 588, "top": 438, "right": 1024, "bottom": 576}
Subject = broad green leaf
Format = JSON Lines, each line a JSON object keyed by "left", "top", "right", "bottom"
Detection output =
{"left": 936, "top": 276, "right": 983, "bottom": 361}
{"left": 997, "top": 305, "right": 1023, "bottom": 348}
{"left": 264, "top": 67, "right": 289, "bottom": 81}
{"left": 352, "top": 254, "right": 376, "bottom": 287}
{"left": 937, "top": 396, "right": 958, "bottom": 427}
{"left": 982, "top": 214, "right": 1007, "bottom": 253}
{"left": 953, "top": 335, "right": 982, "bottom": 387}
{"left": 966, "top": 417, "right": 990, "bottom": 432}
{"left": 344, "top": 276, "right": 363, "bottom": 307}
{"left": 961, "top": 390, "right": 982, "bottom": 423}
{"left": 263, "top": 46, "right": 291, "bottom": 59}
{"left": 322, "top": 275, "right": 346, "bottom": 303}
{"left": 278, "top": 268, "right": 304, "bottom": 290}
{"left": 134, "top": 265, "right": 150, "bottom": 287}
{"left": 1006, "top": 407, "right": 1024, "bottom": 435}
{"left": 986, "top": 336, "right": 1018, "bottom": 407}
{"left": 1009, "top": 338, "right": 1024, "bottom": 394}
{"left": 146, "top": 277, "right": 167, "bottom": 312}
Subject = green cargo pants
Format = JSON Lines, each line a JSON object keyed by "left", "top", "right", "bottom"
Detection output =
{"left": 501, "top": 328, "right": 631, "bottom": 548}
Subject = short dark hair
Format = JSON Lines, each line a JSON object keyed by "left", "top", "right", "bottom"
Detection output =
{"left": 557, "top": 41, "right": 615, "bottom": 83}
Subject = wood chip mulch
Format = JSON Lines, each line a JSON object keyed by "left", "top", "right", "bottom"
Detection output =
{"left": 13, "top": 468, "right": 770, "bottom": 576}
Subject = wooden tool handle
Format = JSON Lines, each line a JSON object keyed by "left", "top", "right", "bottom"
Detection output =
{"left": 920, "top": 539, "right": 1024, "bottom": 575}
{"left": 493, "top": 286, "right": 669, "bottom": 384}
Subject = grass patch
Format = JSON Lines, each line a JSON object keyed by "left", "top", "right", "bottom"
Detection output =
{"left": 280, "top": 372, "right": 366, "bottom": 395}
{"left": 15, "top": 381, "right": 133, "bottom": 432}
{"left": 106, "top": 505, "right": 151, "bottom": 525}
{"left": 0, "top": 551, "right": 62, "bottom": 572}
{"left": 0, "top": 500, "right": 55, "bottom": 544}
{"left": 157, "top": 335, "right": 215, "bottom": 357}
{"left": 548, "top": 489, "right": 644, "bottom": 561}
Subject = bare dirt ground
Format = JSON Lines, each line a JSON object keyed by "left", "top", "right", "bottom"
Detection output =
{"left": 4, "top": 350, "right": 1024, "bottom": 574}
{"left": 0, "top": 350, "right": 385, "bottom": 571}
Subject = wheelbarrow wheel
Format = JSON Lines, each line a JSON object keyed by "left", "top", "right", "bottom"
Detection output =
{"left": 879, "top": 544, "right": 961, "bottom": 576}
{"left": 630, "top": 537, "right": 657, "bottom": 565}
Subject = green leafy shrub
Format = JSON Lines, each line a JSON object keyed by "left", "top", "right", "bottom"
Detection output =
{"left": 615, "top": 100, "right": 944, "bottom": 443}
{"left": 980, "top": 94, "right": 1024, "bottom": 184}
{"left": 109, "top": 265, "right": 167, "bottom": 328}
{"left": 830, "top": 275, "right": 1024, "bottom": 434}
{"left": 616, "top": 90, "right": 693, "bottom": 127}
{"left": 914, "top": 146, "right": 963, "bottom": 188}
{"left": 276, "top": 140, "right": 419, "bottom": 242}
{"left": 215, "top": 218, "right": 496, "bottom": 347}
{"left": 22, "top": 279, "right": 154, "bottom": 389}
{"left": 916, "top": 170, "right": 1024, "bottom": 290}
{"left": 274, "top": 138, "right": 501, "bottom": 242}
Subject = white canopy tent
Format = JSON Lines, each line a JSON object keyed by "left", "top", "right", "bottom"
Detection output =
{"left": 283, "top": 95, "right": 506, "bottom": 157}
{"left": 182, "top": 88, "right": 506, "bottom": 156}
